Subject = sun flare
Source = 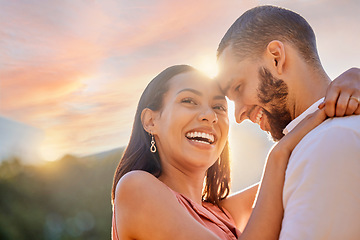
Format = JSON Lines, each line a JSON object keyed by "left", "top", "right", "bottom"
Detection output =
{"left": 194, "top": 55, "right": 219, "bottom": 78}
{"left": 39, "top": 140, "right": 64, "bottom": 162}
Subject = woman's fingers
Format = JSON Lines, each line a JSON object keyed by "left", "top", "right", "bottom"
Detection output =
{"left": 318, "top": 102, "right": 325, "bottom": 109}
{"left": 323, "top": 67, "right": 360, "bottom": 117}
{"left": 353, "top": 97, "right": 360, "bottom": 114}
{"left": 355, "top": 106, "right": 360, "bottom": 115}
{"left": 323, "top": 91, "right": 360, "bottom": 117}
{"left": 323, "top": 82, "right": 339, "bottom": 117}
{"left": 335, "top": 92, "right": 351, "bottom": 117}
{"left": 345, "top": 97, "right": 359, "bottom": 115}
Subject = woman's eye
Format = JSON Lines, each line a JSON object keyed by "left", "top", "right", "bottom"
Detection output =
{"left": 181, "top": 98, "right": 197, "bottom": 105}
{"left": 213, "top": 105, "right": 227, "bottom": 112}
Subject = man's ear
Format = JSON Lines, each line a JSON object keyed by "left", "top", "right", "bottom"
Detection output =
{"left": 141, "top": 108, "right": 158, "bottom": 134}
{"left": 266, "top": 40, "right": 285, "bottom": 75}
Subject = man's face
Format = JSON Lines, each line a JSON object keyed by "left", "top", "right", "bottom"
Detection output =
{"left": 217, "top": 46, "right": 292, "bottom": 141}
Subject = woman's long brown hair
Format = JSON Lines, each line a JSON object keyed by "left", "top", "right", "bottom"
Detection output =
{"left": 111, "top": 65, "right": 231, "bottom": 207}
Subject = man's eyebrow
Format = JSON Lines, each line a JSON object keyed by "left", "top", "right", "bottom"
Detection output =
{"left": 216, "top": 79, "right": 232, "bottom": 96}
{"left": 177, "top": 88, "right": 202, "bottom": 96}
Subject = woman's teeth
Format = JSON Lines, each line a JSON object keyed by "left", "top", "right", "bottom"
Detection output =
{"left": 255, "top": 109, "right": 264, "bottom": 124}
{"left": 185, "top": 131, "right": 215, "bottom": 144}
{"left": 192, "top": 139, "right": 210, "bottom": 144}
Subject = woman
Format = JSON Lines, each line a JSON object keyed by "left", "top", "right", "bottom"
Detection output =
{"left": 111, "top": 65, "right": 359, "bottom": 240}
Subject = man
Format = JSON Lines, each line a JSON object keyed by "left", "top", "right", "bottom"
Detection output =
{"left": 216, "top": 5, "right": 360, "bottom": 240}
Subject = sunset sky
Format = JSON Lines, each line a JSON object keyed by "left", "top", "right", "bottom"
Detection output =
{"left": 0, "top": 0, "right": 359, "bottom": 187}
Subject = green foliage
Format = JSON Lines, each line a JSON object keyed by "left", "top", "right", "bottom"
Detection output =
{"left": 0, "top": 148, "right": 123, "bottom": 240}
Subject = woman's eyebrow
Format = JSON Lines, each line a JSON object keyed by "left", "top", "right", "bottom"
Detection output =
{"left": 177, "top": 88, "right": 202, "bottom": 96}
{"left": 213, "top": 95, "right": 226, "bottom": 100}
{"left": 177, "top": 88, "right": 225, "bottom": 100}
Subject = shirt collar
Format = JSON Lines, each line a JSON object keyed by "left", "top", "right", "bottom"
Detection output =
{"left": 283, "top": 98, "right": 324, "bottom": 135}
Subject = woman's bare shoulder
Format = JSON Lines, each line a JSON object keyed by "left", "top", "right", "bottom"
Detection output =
{"left": 115, "top": 170, "right": 169, "bottom": 204}
{"left": 114, "top": 171, "right": 175, "bottom": 239}
{"left": 116, "top": 170, "right": 161, "bottom": 189}
{"left": 114, "top": 170, "right": 221, "bottom": 240}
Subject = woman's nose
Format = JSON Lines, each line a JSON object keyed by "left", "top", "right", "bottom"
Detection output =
{"left": 199, "top": 107, "right": 218, "bottom": 124}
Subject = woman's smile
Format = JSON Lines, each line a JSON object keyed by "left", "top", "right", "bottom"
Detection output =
{"left": 185, "top": 128, "right": 217, "bottom": 150}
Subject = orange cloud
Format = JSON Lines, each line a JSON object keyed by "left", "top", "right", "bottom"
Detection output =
{"left": 1, "top": 0, "right": 359, "bottom": 162}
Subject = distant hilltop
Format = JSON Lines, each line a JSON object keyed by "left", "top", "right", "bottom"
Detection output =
{"left": 78, "top": 147, "right": 125, "bottom": 162}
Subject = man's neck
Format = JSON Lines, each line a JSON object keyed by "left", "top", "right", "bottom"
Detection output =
{"left": 292, "top": 68, "right": 331, "bottom": 119}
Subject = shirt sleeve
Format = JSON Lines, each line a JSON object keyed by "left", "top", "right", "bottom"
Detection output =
{"left": 279, "top": 126, "right": 360, "bottom": 240}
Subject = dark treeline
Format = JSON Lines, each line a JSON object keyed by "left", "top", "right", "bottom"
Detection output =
{"left": 0, "top": 148, "right": 123, "bottom": 240}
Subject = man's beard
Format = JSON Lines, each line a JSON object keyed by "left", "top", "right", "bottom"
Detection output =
{"left": 257, "top": 67, "right": 292, "bottom": 141}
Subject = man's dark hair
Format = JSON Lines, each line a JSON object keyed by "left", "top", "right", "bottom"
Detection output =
{"left": 218, "top": 5, "right": 321, "bottom": 68}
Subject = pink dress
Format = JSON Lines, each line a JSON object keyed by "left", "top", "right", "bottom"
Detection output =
{"left": 112, "top": 187, "right": 241, "bottom": 240}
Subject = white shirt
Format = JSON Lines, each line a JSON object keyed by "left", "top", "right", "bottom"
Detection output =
{"left": 279, "top": 98, "right": 360, "bottom": 240}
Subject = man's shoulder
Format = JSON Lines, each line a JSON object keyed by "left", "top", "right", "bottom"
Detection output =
{"left": 288, "top": 115, "right": 360, "bottom": 167}
{"left": 282, "top": 116, "right": 360, "bottom": 240}
{"left": 297, "top": 114, "right": 360, "bottom": 146}
{"left": 316, "top": 114, "right": 360, "bottom": 132}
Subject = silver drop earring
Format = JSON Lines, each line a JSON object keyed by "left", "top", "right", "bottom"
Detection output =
{"left": 150, "top": 134, "right": 157, "bottom": 153}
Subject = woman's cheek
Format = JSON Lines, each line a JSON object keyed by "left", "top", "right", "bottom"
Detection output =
{"left": 221, "top": 116, "right": 230, "bottom": 134}
{"left": 219, "top": 118, "right": 229, "bottom": 146}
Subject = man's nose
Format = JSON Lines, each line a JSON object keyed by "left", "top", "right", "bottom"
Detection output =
{"left": 235, "top": 105, "right": 248, "bottom": 124}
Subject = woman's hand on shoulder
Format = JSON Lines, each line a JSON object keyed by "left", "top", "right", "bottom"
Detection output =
{"left": 274, "top": 108, "right": 327, "bottom": 159}
{"left": 320, "top": 67, "right": 360, "bottom": 117}
{"left": 114, "top": 170, "right": 221, "bottom": 240}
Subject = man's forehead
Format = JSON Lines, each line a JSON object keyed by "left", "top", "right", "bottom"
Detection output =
{"left": 216, "top": 46, "right": 239, "bottom": 86}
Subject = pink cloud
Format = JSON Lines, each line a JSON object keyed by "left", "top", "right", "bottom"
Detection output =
{"left": 110, "top": 0, "right": 253, "bottom": 55}
{"left": 1, "top": 0, "right": 359, "bottom": 161}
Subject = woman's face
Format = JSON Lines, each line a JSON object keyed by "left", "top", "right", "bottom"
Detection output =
{"left": 153, "top": 71, "right": 229, "bottom": 172}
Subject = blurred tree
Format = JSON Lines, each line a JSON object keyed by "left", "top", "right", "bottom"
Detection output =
{"left": 0, "top": 148, "right": 123, "bottom": 240}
